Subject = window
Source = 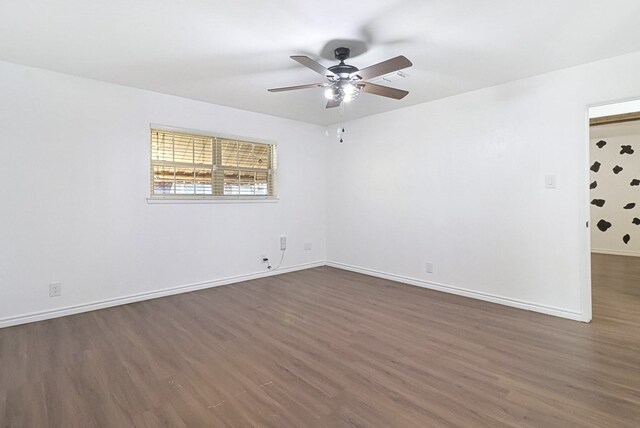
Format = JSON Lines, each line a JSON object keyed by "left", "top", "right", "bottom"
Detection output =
{"left": 150, "top": 129, "right": 277, "bottom": 199}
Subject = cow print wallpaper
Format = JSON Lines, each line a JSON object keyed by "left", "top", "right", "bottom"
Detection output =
{"left": 590, "top": 133, "right": 639, "bottom": 252}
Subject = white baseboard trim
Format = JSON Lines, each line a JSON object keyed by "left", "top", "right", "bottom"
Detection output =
{"left": 591, "top": 248, "right": 640, "bottom": 257}
{"left": 327, "top": 261, "right": 587, "bottom": 322}
{"left": 0, "top": 261, "right": 325, "bottom": 329}
{"left": 2, "top": 260, "right": 588, "bottom": 328}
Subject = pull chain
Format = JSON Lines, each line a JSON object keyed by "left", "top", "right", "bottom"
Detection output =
{"left": 338, "top": 104, "right": 345, "bottom": 143}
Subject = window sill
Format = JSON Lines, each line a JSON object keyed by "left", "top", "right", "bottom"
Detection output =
{"left": 147, "top": 197, "right": 279, "bottom": 204}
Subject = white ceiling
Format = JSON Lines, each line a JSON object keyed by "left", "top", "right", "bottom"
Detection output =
{"left": 2, "top": 0, "right": 640, "bottom": 125}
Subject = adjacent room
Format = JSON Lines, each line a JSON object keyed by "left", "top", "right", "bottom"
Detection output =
{"left": 589, "top": 101, "right": 640, "bottom": 331}
{"left": 1, "top": 1, "right": 640, "bottom": 427}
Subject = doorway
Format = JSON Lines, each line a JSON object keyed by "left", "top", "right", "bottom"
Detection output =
{"left": 588, "top": 100, "right": 640, "bottom": 323}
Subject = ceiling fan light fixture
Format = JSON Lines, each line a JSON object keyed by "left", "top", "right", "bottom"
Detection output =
{"left": 344, "top": 89, "right": 360, "bottom": 103}
{"left": 324, "top": 83, "right": 351, "bottom": 101}
{"left": 341, "top": 81, "right": 356, "bottom": 95}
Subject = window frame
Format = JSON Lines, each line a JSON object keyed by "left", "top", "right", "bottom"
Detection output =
{"left": 148, "top": 125, "right": 278, "bottom": 202}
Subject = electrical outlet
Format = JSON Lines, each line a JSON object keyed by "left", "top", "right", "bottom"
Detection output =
{"left": 425, "top": 262, "right": 433, "bottom": 274}
{"left": 49, "top": 282, "right": 62, "bottom": 297}
{"left": 261, "top": 254, "right": 268, "bottom": 263}
{"left": 280, "top": 236, "right": 287, "bottom": 251}
{"left": 304, "top": 242, "right": 312, "bottom": 251}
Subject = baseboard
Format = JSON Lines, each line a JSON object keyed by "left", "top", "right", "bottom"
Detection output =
{"left": 0, "top": 261, "right": 325, "bottom": 329}
{"left": 591, "top": 248, "right": 640, "bottom": 257}
{"left": 2, "top": 259, "right": 588, "bottom": 328}
{"left": 326, "top": 261, "right": 587, "bottom": 322}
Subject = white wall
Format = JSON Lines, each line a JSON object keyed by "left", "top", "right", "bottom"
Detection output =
{"left": 326, "top": 51, "right": 640, "bottom": 322}
{"left": 590, "top": 121, "right": 640, "bottom": 256}
{"left": 5, "top": 51, "right": 640, "bottom": 328}
{"left": 0, "top": 60, "right": 327, "bottom": 327}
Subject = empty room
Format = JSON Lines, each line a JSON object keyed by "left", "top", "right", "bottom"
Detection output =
{"left": 1, "top": 1, "right": 640, "bottom": 427}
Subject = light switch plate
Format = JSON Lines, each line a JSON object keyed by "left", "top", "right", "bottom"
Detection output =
{"left": 545, "top": 175, "right": 557, "bottom": 189}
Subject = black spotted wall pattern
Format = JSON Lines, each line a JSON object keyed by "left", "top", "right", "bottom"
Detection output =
{"left": 621, "top": 145, "right": 635, "bottom": 155}
{"left": 597, "top": 219, "right": 612, "bottom": 232}
{"left": 590, "top": 137, "right": 639, "bottom": 250}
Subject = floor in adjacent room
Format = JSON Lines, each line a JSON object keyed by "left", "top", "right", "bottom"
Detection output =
{"left": 1, "top": 255, "right": 639, "bottom": 427}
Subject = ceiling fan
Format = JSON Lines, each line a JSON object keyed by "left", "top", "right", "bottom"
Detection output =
{"left": 268, "top": 47, "right": 412, "bottom": 108}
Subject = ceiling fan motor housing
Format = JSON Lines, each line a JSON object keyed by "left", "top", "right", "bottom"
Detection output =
{"left": 327, "top": 48, "right": 359, "bottom": 82}
{"left": 328, "top": 47, "right": 360, "bottom": 80}
{"left": 328, "top": 63, "right": 359, "bottom": 78}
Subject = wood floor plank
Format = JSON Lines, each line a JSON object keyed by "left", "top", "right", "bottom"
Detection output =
{"left": 3, "top": 381, "right": 48, "bottom": 428}
{"left": 1, "top": 254, "right": 640, "bottom": 427}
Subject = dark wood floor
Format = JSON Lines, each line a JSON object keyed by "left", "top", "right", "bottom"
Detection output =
{"left": 1, "top": 255, "right": 640, "bottom": 427}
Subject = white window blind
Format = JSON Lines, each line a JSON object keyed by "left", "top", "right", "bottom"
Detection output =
{"left": 150, "top": 129, "right": 277, "bottom": 199}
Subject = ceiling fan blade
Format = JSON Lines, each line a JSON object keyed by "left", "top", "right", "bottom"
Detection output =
{"left": 359, "top": 82, "right": 409, "bottom": 100}
{"left": 352, "top": 55, "right": 412, "bottom": 81}
{"left": 268, "top": 83, "right": 327, "bottom": 92}
{"left": 326, "top": 98, "right": 342, "bottom": 108}
{"left": 291, "top": 56, "right": 337, "bottom": 78}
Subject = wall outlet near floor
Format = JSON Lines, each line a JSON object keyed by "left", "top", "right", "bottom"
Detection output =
{"left": 425, "top": 262, "right": 433, "bottom": 274}
{"left": 280, "top": 236, "right": 287, "bottom": 251}
{"left": 304, "top": 242, "right": 312, "bottom": 251}
{"left": 49, "top": 282, "right": 62, "bottom": 297}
